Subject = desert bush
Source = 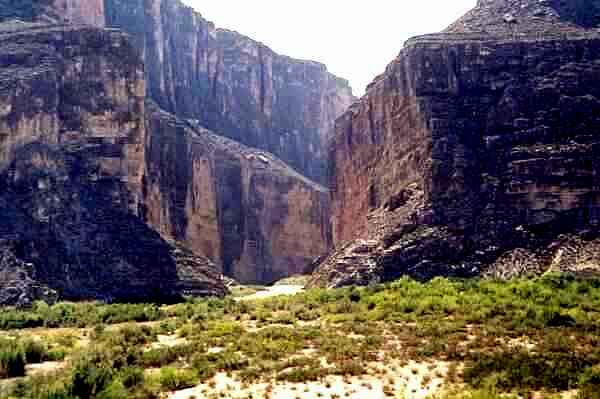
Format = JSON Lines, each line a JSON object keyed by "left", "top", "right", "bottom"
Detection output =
{"left": 21, "top": 339, "right": 48, "bottom": 364}
{"left": 190, "top": 354, "right": 217, "bottom": 380}
{"left": 139, "top": 347, "right": 179, "bottom": 368}
{"left": 158, "top": 367, "right": 197, "bottom": 391}
{"left": 276, "top": 366, "right": 331, "bottom": 383}
{"left": 96, "top": 379, "right": 128, "bottom": 399}
{"left": 0, "top": 302, "right": 165, "bottom": 330}
{"left": 464, "top": 349, "right": 588, "bottom": 391}
{"left": 119, "top": 367, "right": 145, "bottom": 389}
{"left": 237, "top": 327, "right": 303, "bottom": 361}
{"left": 0, "top": 344, "right": 26, "bottom": 378}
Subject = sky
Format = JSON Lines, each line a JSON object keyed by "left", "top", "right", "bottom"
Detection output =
{"left": 180, "top": 1, "right": 476, "bottom": 96}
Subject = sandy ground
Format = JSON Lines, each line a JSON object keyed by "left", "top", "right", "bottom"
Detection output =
{"left": 169, "top": 359, "right": 450, "bottom": 399}
{"left": 151, "top": 334, "right": 189, "bottom": 349}
{"left": 26, "top": 361, "right": 67, "bottom": 376}
{"left": 235, "top": 285, "right": 305, "bottom": 301}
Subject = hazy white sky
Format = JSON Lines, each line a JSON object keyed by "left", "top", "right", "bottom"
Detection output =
{"left": 181, "top": 1, "right": 476, "bottom": 95}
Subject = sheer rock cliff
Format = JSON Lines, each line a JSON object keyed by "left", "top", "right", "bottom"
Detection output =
{"left": 145, "top": 103, "right": 331, "bottom": 284}
{"left": 311, "top": 0, "right": 600, "bottom": 287}
{"left": 104, "top": 0, "right": 353, "bottom": 184}
{"left": 0, "top": 22, "right": 226, "bottom": 304}
{"left": 0, "top": 0, "right": 349, "bottom": 289}
{"left": 0, "top": 0, "right": 105, "bottom": 26}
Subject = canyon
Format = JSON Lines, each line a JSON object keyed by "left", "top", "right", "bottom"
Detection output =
{"left": 3, "top": 0, "right": 600, "bottom": 302}
{"left": 0, "top": 0, "right": 350, "bottom": 303}
{"left": 3, "top": 1, "right": 600, "bottom": 397}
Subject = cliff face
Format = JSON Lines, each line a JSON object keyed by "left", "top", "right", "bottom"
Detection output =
{"left": 101, "top": 0, "right": 342, "bottom": 282}
{"left": 0, "top": 22, "right": 225, "bottom": 304}
{"left": 0, "top": 0, "right": 345, "bottom": 289}
{"left": 0, "top": 0, "right": 104, "bottom": 26}
{"left": 49, "top": 0, "right": 105, "bottom": 26}
{"left": 312, "top": 0, "right": 600, "bottom": 287}
{"left": 104, "top": 0, "right": 353, "bottom": 184}
{"left": 144, "top": 103, "right": 331, "bottom": 284}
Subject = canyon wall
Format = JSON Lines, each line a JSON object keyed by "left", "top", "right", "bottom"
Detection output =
{"left": 49, "top": 0, "right": 105, "bottom": 26}
{"left": 0, "top": 0, "right": 104, "bottom": 26}
{"left": 0, "top": 22, "right": 225, "bottom": 304}
{"left": 144, "top": 103, "right": 331, "bottom": 284}
{"left": 101, "top": 0, "right": 344, "bottom": 282}
{"left": 0, "top": 0, "right": 348, "bottom": 289}
{"left": 312, "top": 0, "right": 600, "bottom": 287}
{"left": 104, "top": 0, "right": 353, "bottom": 184}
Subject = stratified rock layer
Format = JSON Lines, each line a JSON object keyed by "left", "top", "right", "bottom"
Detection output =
{"left": 144, "top": 103, "right": 331, "bottom": 284}
{"left": 312, "top": 0, "right": 600, "bottom": 287}
{"left": 0, "top": 22, "right": 225, "bottom": 303}
{"left": 104, "top": 0, "right": 353, "bottom": 184}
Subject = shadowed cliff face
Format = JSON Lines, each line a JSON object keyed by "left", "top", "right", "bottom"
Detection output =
{"left": 0, "top": 22, "right": 225, "bottom": 304}
{"left": 104, "top": 0, "right": 353, "bottom": 184}
{"left": 144, "top": 103, "right": 331, "bottom": 284}
{"left": 311, "top": 0, "right": 600, "bottom": 288}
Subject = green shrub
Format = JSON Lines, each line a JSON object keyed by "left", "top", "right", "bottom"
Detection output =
{"left": 202, "top": 350, "right": 248, "bottom": 372}
{"left": 0, "top": 345, "right": 26, "bottom": 378}
{"left": 0, "top": 302, "right": 166, "bottom": 330}
{"left": 276, "top": 367, "right": 331, "bottom": 383}
{"left": 190, "top": 354, "right": 217, "bottom": 380}
{"left": 6, "top": 374, "right": 72, "bottom": 399}
{"left": 47, "top": 348, "right": 68, "bottom": 362}
{"left": 334, "top": 360, "right": 366, "bottom": 376}
{"left": 579, "top": 366, "right": 600, "bottom": 388}
{"left": 159, "top": 367, "right": 197, "bottom": 391}
{"left": 22, "top": 339, "right": 48, "bottom": 364}
{"left": 139, "top": 348, "right": 178, "bottom": 368}
{"left": 119, "top": 367, "right": 145, "bottom": 389}
{"left": 70, "top": 355, "right": 115, "bottom": 398}
{"left": 97, "top": 379, "right": 128, "bottom": 399}
{"left": 464, "top": 350, "right": 585, "bottom": 391}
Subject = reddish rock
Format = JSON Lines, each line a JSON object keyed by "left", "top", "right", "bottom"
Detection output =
{"left": 0, "top": 0, "right": 105, "bottom": 26}
{"left": 49, "top": 0, "right": 105, "bottom": 26}
{"left": 144, "top": 103, "right": 331, "bottom": 284}
{"left": 312, "top": 0, "right": 600, "bottom": 287}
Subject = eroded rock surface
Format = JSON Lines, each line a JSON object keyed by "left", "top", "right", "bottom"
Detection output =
{"left": 104, "top": 0, "right": 353, "bottom": 183}
{"left": 144, "top": 103, "right": 331, "bottom": 284}
{"left": 0, "top": 0, "right": 105, "bottom": 26}
{"left": 0, "top": 22, "right": 225, "bottom": 304}
{"left": 0, "top": 0, "right": 347, "bottom": 289}
{"left": 311, "top": 0, "right": 600, "bottom": 288}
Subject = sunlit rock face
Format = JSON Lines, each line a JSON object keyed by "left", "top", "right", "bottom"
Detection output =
{"left": 50, "top": 0, "right": 105, "bottom": 26}
{"left": 0, "top": 22, "right": 226, "bottom": 304}
{"left": 311, "top": 0, "right": 600, "bottom": 288}
{"left": 104, "top": 0, "right": 353, "bottom": 184}
{"left": 0, "top": 0, "right": 105, "bottom": 26}
{"left": 144, "top": 103, "right": 332, "bottom": 284}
